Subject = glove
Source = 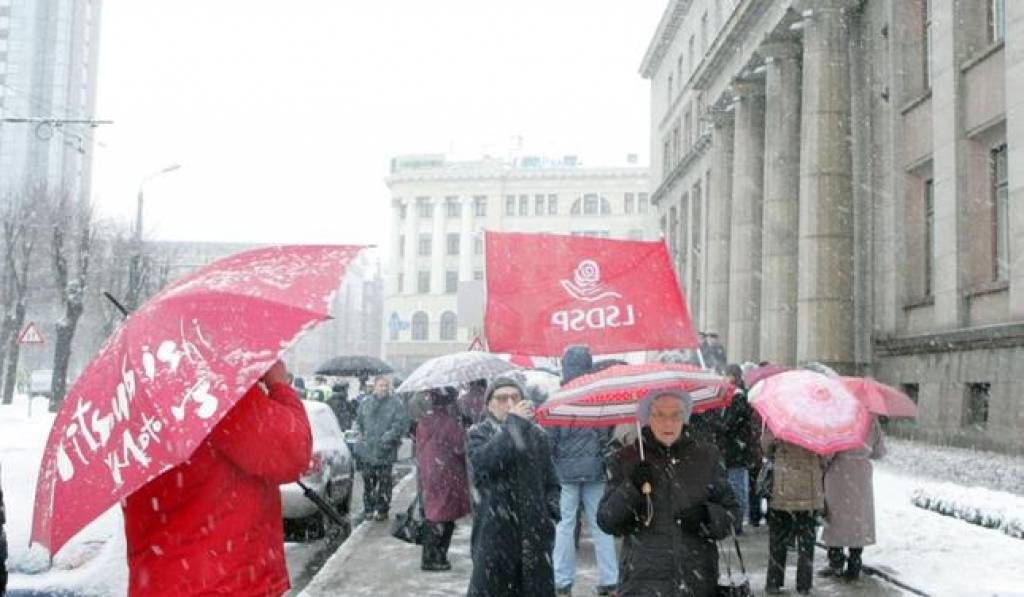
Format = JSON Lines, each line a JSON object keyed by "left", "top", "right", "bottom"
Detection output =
{"left": 631, "top": 461, "right": 656, "bottom": 494}
{"left": 676, "top": 504, "right": 709, "bottom": 534}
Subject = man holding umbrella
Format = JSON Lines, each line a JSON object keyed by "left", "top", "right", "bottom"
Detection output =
{"left": 123, "top": 360, "right": 312, "bottom": 596}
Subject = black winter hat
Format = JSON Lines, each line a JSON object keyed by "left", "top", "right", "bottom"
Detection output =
{"left": 561, "top": 345, "right": 593, "bottom": 384}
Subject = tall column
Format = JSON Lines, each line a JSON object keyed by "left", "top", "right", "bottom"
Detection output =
{"left": 727, "top": 82, "right": 766, "bottom": 362}
{"left": 402, "top": 199, "right": 417, "bottom": 295}
{"left": 759, "top": 42, "right": 802, "bottom": 366}
{"left": 459, "top": 197, "right": 475, "bottom": 281}
{"left": 797, "top": 0, "right": 856, "bottom": 371}
{"left": 430, "top": 198, "right": 446, "bottom": 295}
{"left": 706, "top": 111, "right": 735, "bottom": 344}
{"left": 1007, "top": 0, "right": 1024, "bottom": 318}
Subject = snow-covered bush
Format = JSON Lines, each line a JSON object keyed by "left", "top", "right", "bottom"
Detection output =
{"left": 911, "top": 482, "right": 1024, "bottom": 540}
{"left": 883, "top": 437, "right": 1024, "bottom": 496}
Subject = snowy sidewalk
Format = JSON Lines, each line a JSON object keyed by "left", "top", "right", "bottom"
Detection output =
{"left": 301, "top": 471, "right": 903, "bottom": 596}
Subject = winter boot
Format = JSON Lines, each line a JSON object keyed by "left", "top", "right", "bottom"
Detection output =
{"left": 843, "top": 548, "right": 863, "bottom": 581}
{"left": 819, "top": 547, "right": 845, "bottom": 577}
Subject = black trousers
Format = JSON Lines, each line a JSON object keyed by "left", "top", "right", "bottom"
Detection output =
{"left": 748, "top": 462, "right": 765, "bottom": 525}
{"left": 422, "top": 520, "right": 455, "bottom": 565}
{"left": 362, "top": 465, "right": 394, "bottom": 514}
{"left": 767, "top": 509, "right": 817, "bottom": 593}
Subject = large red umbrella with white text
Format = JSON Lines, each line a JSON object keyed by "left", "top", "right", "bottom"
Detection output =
{"left": 31, "top": 245, "right": 364, "bottom": 555}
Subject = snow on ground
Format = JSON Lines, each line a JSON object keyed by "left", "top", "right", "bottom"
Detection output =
{"left": 883, "top": 436, "right": 1024, "bottom": 495}
{"left": 871, "top": 462, "right": 1024, "bottom": 595}
{"left": 0, "top": 394, "right": 331, "bottom": 596}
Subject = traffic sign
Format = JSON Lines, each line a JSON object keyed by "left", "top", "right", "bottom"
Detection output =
{"left": 18, "top": 321, "right": 45, "bottom": 345}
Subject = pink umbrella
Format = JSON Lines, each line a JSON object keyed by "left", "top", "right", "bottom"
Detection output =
{"left": 31, "top": 245, "right": 364, "bottom": 555}
{"left": 743, "top": 363, "right": 791, "bottom": 389}
{"left": 536, "top": 363, "right": 733, "bottom": 428}
{"left": 841, "top": 377, "right": 917, "bottom": 418}
{"left": 749, "top": 370, "right": 871, "bottom": 456}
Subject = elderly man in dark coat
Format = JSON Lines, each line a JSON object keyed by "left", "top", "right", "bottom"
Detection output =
{"left": 356, "top": 376, "right": 409, "bottom": 521}
{"left": 598, "top": 390, "right": 739, "bottom": 597}
{"left": 466, "top": 375, "right": 561, "bottom": 597}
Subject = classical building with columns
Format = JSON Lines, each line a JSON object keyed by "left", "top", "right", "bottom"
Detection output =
{"left": 384, "top": 154, "right": 655, "bottom": 375}
{"left": 643, "top": 0, "right": 1023, "bottom": 451}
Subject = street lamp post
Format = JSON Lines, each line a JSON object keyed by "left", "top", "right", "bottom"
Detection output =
{"left": 126, "top": 163, "right": 181, "bottom": 310}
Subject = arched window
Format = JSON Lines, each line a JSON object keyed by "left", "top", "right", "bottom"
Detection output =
{"left": 440, "top": 311, "right": 457, "bottom": 341}
{"left": 411, "top": 311, "right": 429, "bottom": 341}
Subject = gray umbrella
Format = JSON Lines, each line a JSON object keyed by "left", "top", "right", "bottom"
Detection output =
{"left": 315, "top": 355, "right": 393, "bottom": 377}
{"left": 397, "top": 351, "right": 517, "bottom": 393}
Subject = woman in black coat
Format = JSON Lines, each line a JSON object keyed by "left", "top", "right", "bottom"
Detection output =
{"left": 598, "top": 390, "right": 740, "bottom": 597}
{"left": 466, "top": 376, "right": 561, "bottom": 597}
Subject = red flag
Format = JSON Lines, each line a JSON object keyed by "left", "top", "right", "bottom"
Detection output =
{"left": 484, "top": 231, "right": 698, "bottom": 356}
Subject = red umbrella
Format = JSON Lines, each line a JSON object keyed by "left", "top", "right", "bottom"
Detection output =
{"left": 31, "top": 244, "right": 364, "bottom": 555}
{"left": 743, "top": 363, "right": 791, "bottom": 389}
{"left": 535, "top": 363, "right": 733, "bottom": 428}
{"left": 507, "top": 353, "right": 534, "bottom": 368}
{"left": 749, "top": 370, "right": 871, "bottom": 456}
{"left": 841, "top": 376, "right": 917, "bottom": 418}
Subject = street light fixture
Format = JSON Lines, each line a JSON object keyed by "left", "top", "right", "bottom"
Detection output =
{"left": 126, "top": 163, "right": 181, "bottom": 310}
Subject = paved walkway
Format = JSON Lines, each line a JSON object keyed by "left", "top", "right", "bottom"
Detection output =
{"left": 301, "top": 473, "right": 908, "bottom": 596}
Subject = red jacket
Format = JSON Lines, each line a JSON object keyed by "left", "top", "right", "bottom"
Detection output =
{"left": 123, "top": 382, "right": 312, "bottom": 596}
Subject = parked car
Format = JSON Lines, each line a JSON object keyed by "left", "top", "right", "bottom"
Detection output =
{"left": 281, "top": 400, "right": 356, "bottom": 541}
{"left": 29, "top": 369, "right": 54, "bottom": 398}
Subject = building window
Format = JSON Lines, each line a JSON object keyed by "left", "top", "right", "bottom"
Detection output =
{"left": 924, "top": 179, "right": 934, "bottom": 296}
{"left": 445, "top": 271, "right": 458, "bottom": 294}
{"left": 667, "top": 74, "right": 674, "bottom": 103}
{"left": 474, "top": 234, "right": 483, "bottom": 255}
{"left": 923, "top": 0, "right": 932, "bottom": 89}
{"left": 572, "top": 194, "right": 611, "bottom": 216}
{"left": 683, "top": 106, "right": 692, "bottom": 150}
{"left": 446, "top": 233, "right": 460, "bottom": 256}
{"left": 505, "top": 195, "right": 516, "bottom": 216}
{"left": 474, "top": 195, "right": 487, "bottom": 217}
{"left": 417, "top": 271, "right": 430, "bottom": 294}
{"left": 440, "top": 311, "right": 457, "bottom": 340}
{"left": 691, "top": 182, "right": 703, "bottom": 324}
{"left": 901, "top": 383, "right": 920, "bottom": 405}
{"left": 518, "top": 195, "right": 529, "bottom": 216}
{"left": 446, "top": 197, "right": 461, "bottom": 218}
{"left": 624, "top": 193, "right": 635, "bottom": 214}
{"left": 397, "top": 273, "right": 404, "bottom": 293}
{"left": 398, "top": 203, "right": 407, "bottom": 219}
{"left": 672, "top": 122, "right": 681, "bottom": 162}
{"left": 663, "top": 138, "right": 672, "bottom": 176}
{"left": 676, "top": 54, "right": 684, "bottom": 89}
{"left": 411, "top": 311, "right": 429, "bottom": 341}
{"left": 535, "top": 194, "right": 545, "bottom": 215}
{"left": 418, "top": 234, "right": 432, "bottom": 256}
{"left": 416, "top": 197, "right": 432, "bottom": 218}
{"left": 398, "top": 235, "right": 405, "bottom": 257}
{"left": 639, "top": 192, "right": 650, "bottom": 214}
{"left": 548, "top": 194, "right": 558, "bottom": 215}
{"left": 990, "top": 0, "right": 1006, "bottom": 42}
{"left": 701, "top": 12, "right": 709, "bottom": 52}
{"left": 473, "top": 270, "right": 484, "bottom": 281}
{"left": 992, "top": 144, "right": 1009, "bottom": 281}
{"left": 963, "top": 382, "right": 990, "bottom": 430}
{"left": 668, "top": 206, "right": 679, "bottom": 258}
{"left": 389, "top": 316, "right": 400, "bottom": 341}
{"left": 688, "top": 35, "right": 696, "bottom": 74}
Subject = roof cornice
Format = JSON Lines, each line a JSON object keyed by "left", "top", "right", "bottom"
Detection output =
{"left": 639, "top": 0, "right": 693, "bottom": 79}
{"left": 385, "top": 167, "right": 650, "bottom": 187}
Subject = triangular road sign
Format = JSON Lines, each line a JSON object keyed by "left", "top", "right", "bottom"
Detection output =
{"left": 467, "top": 336, "right": 485, "bottom": 352}
{"left": 17, "top": 321, "right": 45, "bottom": 345}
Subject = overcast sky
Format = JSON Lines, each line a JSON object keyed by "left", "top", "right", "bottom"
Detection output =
{"left": 91, "top": 1, "right": 665, "bottom": 253}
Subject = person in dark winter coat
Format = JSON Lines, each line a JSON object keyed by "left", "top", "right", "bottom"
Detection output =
{"left": 466, "top": 376, "right": 561, "bottom": 597}
{"left": 719, "top": 364, "right": 753, "bottom": 534}
{"left": 123, "top": 361, "right": 311, "bottom": 597}
{"left": 416, "top": 388, "right": 471, "bottom": 571}
{"left": 550, "top": 346, "right": 618, "bottom": 596}
{"left": 598, "top": 390, "right": 740, "bottom": 597}
{"left": 762, "top": 427, "right": 826, "bottom": 595}
{"left": 356, "top": 376, "right": 409, "bottom": 521}
{"left": 325, "top": 382, "right": 356, "bottom": 432}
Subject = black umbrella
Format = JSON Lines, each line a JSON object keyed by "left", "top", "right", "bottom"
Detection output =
{"left": 315, "top": 355, "right": 393, "bottom": 377}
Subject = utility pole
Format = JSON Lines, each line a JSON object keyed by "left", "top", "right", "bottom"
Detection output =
{"left": 125, "top": 163, "right": 181, "bottom": 310}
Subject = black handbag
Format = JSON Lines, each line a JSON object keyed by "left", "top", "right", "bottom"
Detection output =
{"left": 390, "top": 491, "right": 426, "bottom": 545}
{"left": 716, "top": 528, "right": 752, "bottom": 597}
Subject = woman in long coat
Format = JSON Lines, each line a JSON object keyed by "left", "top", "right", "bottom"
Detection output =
{"left": 821, "top": 416, "right": 887, "bottom": 580}
{"left": 598, "top": 390, "right": 739, "bottom": 597}
{"left": 415, "top": 388, "right": 471, "bottom": 571}
{"left": 466, "top": 376, "right": 561, "bottom": 596}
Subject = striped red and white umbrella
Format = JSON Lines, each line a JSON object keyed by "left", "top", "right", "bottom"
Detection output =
{"left": 749, "top": 369, "right": 871, "bottom": 456}
{"left": 536, "top": 363, "right": 733, "bottom": 428}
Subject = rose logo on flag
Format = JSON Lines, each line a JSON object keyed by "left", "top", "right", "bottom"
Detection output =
{"left": 560, "top": 260, "right": 623, "bottom": 302}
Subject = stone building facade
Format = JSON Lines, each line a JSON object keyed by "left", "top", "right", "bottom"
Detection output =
{"left": 384, "top": 154, "right": 656, "bottom": 376}
{"left": 643, "top": 0, "right": 1022, "bottom": 451}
